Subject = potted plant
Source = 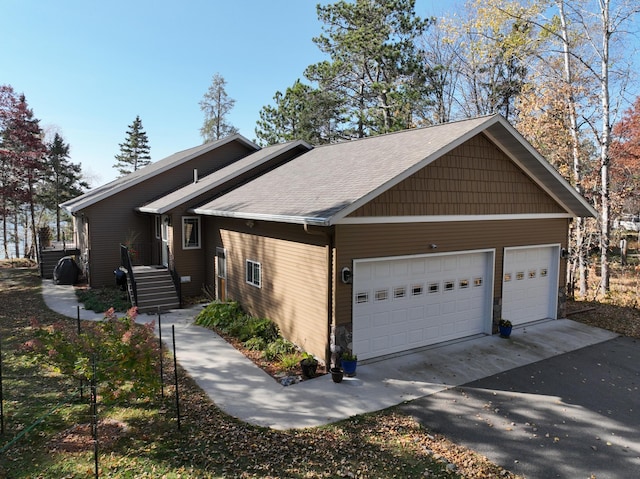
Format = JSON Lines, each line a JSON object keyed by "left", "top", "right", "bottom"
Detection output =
{"left": 299, "top": 352, "right": 318, "bottom": 378}
{"left": 498, "top": 319, "right": 513, "bottom": 338}
{"left": 330, "top": 367, "right": 344, "bottom": 383}
{"left": 340, "top": 351, "right": 358, "bottom": 377}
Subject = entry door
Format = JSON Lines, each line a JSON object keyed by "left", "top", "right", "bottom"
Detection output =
{"left": 216, "top": 247, "right": 227, "bottom": 301}
{"left": 161, "top": 215, "right": 170, "bottom": 267}
{"left": 502, "top": 245, "right": 560, "bottom": 325}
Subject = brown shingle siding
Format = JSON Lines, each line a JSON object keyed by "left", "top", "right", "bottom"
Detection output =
{"left": 349, "top": 134, "right": 564, "bottom": 218}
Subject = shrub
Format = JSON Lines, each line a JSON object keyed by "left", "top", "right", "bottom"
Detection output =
{"left": 243, "top": 337, "right": 267, "bottom": 351}
{"left": 76, "top": 286, "right": 130, "bottom": 312}
{"left": 27, "top": 307, "right": 161, "bottom": 402}
{"left": 263, "top": 338, "right": 296, "bottom": 361}
{"left": 194, "top": 301, "right": 243, "bottom": 330}
{"left": 278, "top": 352, "right": 303, "bottom": 372}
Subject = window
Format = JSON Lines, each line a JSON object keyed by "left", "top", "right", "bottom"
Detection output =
{"left": 375, "top": 289, "right": 389, "bottom": 301}
{"left": 182, "top": 217, "right": 201, "bottom": 249}
{"left": 393, "top": 286, "right": 406, "bottom": 299}
{"left": 444, "top": 280, "right": 455, "bottom": 292}
{"left": 459, "top": 279, "right": 469, "bottom": 289}
{"left": 246, "top": 260, "right": 261, "bottom": 287}
{"left": 474, "top": 277, "right": 483, "bottom": 287}
{"left": 356, "top": 292, "right": 369, "bottom": 303}
{"left": 155, "top": 215, "right": 161, "bottom": 239}
{"left": 216, "top": 247, "right": 226, "bottom": 279}
{"left": 428, "top": 282, "right": 439, "bottom": 293}
{"left": 411, "top": 284, "right": 423, "bottom": 296}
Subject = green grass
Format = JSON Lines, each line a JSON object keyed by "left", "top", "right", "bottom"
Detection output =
{"left": 0, "top": 267, "right": 515, "bottom": 478}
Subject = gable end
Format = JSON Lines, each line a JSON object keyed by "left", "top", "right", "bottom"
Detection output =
{"left": 348, "top": 134, "right": 565, "bottom": 218}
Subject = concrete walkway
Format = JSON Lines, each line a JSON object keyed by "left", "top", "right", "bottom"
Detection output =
{"left": 42, "top": 280, "right": 618, "bottom": 430}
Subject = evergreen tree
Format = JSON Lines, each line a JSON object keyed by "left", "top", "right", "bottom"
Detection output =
{"left": 113, "top": 116, "right": 151, "bottom": 176}
{"left": 304, "top": 0, "right": 432, "bottom": 137}
{"left": 39, "top": 133, "right": 89, "bottom": 240}
{"left": 255, "top": 79, "right": 343, "bottom": 146}
{"left": 199, "top": 73, "right": 238, "bottom": 142}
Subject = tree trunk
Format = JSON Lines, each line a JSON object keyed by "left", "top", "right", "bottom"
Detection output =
{"left": 599, "top": 0, "right": 611, "bottom": 296}
{"left": 558, "top": 0, "right": 588, "bottom": 296}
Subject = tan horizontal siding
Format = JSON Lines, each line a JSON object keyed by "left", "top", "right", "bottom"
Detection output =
{"left": 218, "top": 223, "right": 329, "bottom": 359}
{"left": 350, "top": 133, "right": 564, "bottom": 217}
{"left": 334, "top": 219, "right": 568, "bottom": 327}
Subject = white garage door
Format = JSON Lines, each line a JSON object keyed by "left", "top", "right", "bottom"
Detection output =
{"left": 352, "top": 251, "right": 494, "bottom": 360}
{"left": 502, "top": 245, "right": 559, "bottom": 326}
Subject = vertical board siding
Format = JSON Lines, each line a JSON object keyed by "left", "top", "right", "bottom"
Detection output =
{"left": 334, "top": 219, "right": 568, "bottom": 327}
{"left": 349, "top": 134, "right": 564, "bottom": 217}
{"left": 219, "top": 224, "right": 329, "bottom": 359}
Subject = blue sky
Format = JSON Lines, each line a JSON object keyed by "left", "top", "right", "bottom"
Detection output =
{"left": 3, "top": 0, "right": 452, "bottom": 185}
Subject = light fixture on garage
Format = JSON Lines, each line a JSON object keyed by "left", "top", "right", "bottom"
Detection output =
{"left": 561, "top": 248, "right": 569, "bottom": 258}
{"left": 341, "top": 267, "right": 352, "bottom": 284}
{"left": 430, "top": 244, "right": 438, "bottom": 249}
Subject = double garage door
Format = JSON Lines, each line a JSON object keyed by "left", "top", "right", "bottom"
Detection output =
{"left": 352, "top": 250, "right": 494, "bottom": 360}
{"left": 352, "top": 245, "right": 559, "bottom": 360}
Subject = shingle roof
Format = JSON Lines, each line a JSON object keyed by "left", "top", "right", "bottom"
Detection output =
{"left": 137, "top": 140, "right": 311, "bottom": 214}
{"left": 192, "top": 115, "right": 596, "bottom": 225}
{"left": 61, "top": 135, "right": 259, "bottom": 214}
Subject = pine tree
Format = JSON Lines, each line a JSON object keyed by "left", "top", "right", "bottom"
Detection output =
{"left": 113, "top": 116, "right": 151, "bottom": 176}
{"left": 39, "top": 133, "right": 89, "bottom": 240}
{"left": 199, "top": 73, "right": 238, "bottom": 142}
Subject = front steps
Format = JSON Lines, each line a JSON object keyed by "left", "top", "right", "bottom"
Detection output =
{"left": 132, "top": 266, "right": 180, "bottom": 314}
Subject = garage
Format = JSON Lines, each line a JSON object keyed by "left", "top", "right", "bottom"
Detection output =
{"left": 352, "top": 250, "right": 494, "bottom": 360}
{"left": 501, "top": 245, "right": 560, "bottom": 326}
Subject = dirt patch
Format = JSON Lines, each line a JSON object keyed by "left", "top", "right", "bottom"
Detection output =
{"left": 48, "top": 419, "right": 128, "bottom": 453}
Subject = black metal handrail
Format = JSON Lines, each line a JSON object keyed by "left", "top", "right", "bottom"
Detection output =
{"left": 120, "top": 244, "right": 137, "bottom": 306}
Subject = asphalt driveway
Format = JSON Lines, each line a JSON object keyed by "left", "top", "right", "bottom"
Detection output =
{"left": 400, "top": 336, "right": 640, "bottom": 479}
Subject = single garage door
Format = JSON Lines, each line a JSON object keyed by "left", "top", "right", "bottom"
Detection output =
{"left": 502, "top": 245, "right": 560, "bottom": 326}
{"left": 352, "top": 250, "right": 494, "bottom": 360}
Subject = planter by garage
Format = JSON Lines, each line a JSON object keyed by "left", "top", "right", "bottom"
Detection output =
{"left": 331, "top": 367, "right": 344, "bottom": 383}
{"left": 498, "top": 319, "right": 513, "bottom": 338}
{"left": 340, "top": 352, "right": 358, "bottom": 377}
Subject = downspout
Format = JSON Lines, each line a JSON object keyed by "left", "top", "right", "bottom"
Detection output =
{"left": 304, "top": 223, "right": 335, "bottom": 366}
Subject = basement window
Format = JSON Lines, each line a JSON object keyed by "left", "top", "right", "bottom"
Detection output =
{"left": 246, "top": 260, "right": 261, "bottom": 288}
{"left": 182, "top": 216, "right": 201, "bottom": 249}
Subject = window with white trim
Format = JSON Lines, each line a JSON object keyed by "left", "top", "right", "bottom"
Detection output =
{"left": 246, "top": 260, "right": 261, "bottom": 288}
{"left": 182, "top": 216, "right": 201, "bottom": 249}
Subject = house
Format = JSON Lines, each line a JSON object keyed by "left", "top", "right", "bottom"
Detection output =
{"left": 63, "top": 114, "right": 596, "bottom": 363}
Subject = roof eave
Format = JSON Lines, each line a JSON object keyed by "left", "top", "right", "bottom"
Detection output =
{"left": 190, "top": 208, "right": 330, "bottom": 226}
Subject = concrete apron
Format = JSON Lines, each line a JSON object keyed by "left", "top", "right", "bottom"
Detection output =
{"left": 156, "top": 317, "right": 618, "bottom": 430}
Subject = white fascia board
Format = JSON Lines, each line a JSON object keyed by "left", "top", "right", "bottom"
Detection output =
{"left": 336, "top": 213, "right": 573, "bottom": 225}
{"left": 190, "top": 207, "right": 330, "bottom": 226}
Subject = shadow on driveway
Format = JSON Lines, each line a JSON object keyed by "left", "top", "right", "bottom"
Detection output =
{"left": 400, "top": 337, "right": 640, "bottom": 479}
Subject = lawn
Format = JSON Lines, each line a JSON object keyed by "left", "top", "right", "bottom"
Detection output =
{"left": 0, "top": 266, "right": 515, "bottom": 478}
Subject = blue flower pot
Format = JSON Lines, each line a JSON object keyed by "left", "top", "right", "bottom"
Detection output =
{"left": 341, "top": 359, "right": 357, "bottom": 376}
{"left": 499, "top": 325, "right": 512, "bottom": 338}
